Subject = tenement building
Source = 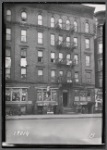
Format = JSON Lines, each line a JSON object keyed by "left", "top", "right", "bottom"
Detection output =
{"left": 94, "top": 11, "right": 105, "bottom": 112}
{"left": 4, "top": 3, "right": 95, "bottom": 115}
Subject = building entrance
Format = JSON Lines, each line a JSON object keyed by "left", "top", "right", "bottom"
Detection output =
{"left": 63, "top": 92, "right": 68, "bottom": 107}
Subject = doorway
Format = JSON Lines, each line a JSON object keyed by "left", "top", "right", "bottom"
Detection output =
{"left": 63, "top": 92, "right": 68, "bottom": 107}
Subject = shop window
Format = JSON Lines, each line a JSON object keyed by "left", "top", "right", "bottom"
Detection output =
{"left": 21, "top": 30, "right": 27, "bottom": 42}
{"left": 12, "top": 89, "right": 20, "bottom": 101}
{"left": 6, "top": 28, "right": 11, "bottom": 41}
{"left": 21, "top": 11, "right": 27, "bottom": 21}
{"left": 6, "top": 89, "right": 11, "bottom": 101}
{"left": 38, "top": 32, "right": 43, "bottom": 44}
{"left": 66, "top": 20, "right": 70, "bottom": 30}
{"left": 38, "top": 14, "right": 42, "bottom": 25}
{"left": 6, "top": 9, "right": 11, "bottom": 21}
{"left": 38, "top": 51, "right": 43, "bottom": 62}
{"left": 74, "top": 90, "right": 79, "bottom": 101}
{"left": 22, "top": 89, "right": 27, "bottom": 101}
{"left": 51, "top": 52, "right": 55, "bottom": 63}
{"left": 21, "top": 67, "right": 27, "bottom": 78}
{"left": 51, "top": 90, "right": 57, "bottom": 101}
{"left": 51, "top": 17, "right": 55, "bottom": 28}
{"left": 66, "top": 36, "right": 70, "bottom": 47}
{"left": 50, "top": 34, "right": 55, "bottom": 46}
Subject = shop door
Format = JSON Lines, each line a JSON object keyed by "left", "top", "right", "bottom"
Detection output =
{"left": 63, "top": 92, "right": 68, "bottom": 107}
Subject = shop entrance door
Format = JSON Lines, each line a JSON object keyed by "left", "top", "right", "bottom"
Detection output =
{"left": 63, "top": 92, "right": 68, "bottom": 107}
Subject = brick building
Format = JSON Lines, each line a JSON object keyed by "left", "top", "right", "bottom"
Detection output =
{"left": 94, "top": 11, "right": 105, "bottom": 111}
{"left": 4, "top": 3, "right": 95, "bottom": 115}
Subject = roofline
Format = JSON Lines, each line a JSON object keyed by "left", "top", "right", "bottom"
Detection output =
{"left": 94, "top": 10, "right": 106, "bottom": 16}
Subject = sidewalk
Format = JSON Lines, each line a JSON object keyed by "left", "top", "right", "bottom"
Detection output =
{"left": 6, "top": 113, "right": 102, "bottom": 120}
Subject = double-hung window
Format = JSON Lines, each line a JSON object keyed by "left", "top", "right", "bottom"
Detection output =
{"left": 58, "top": 18, "right": 62, "bottom": 29}
{"left": 74, "top": 72, "right": 79, "bottom": 83}
{"left": 74, "top": 21, "right": 77, "bottom": 32}
{"left": 38, "top": 14, "right": 42, "bottom": 25}
{"left": 5, "top": 48, "right": 11, "bottom": 79}
{"left": 66, "top": 37, "right": 70, "bottom": 47}
{"left": 51, "top": 52, "right": 55, "bottom": 63}
{"left": 51, "top": 17, "right": 55, "bottom": 28}
{"left": 38, "top": 32, "right": 43, "bottom": 44}
{"left": 74, "top": 37, "right": 77, "bottom": 46}
{"left": 85, "top": 39, "right": 90, "bottom": 49}
{"left": 6, "top": 28, "right": 11, "bottom": 41}
{"left": 58, "top": 36, "right": 63, "bottom": 45}
{"left": 85, "top": 22, "right": 89, "bottom": 33}
{"left": 38, "top": 51, "right": 43, "bottom": 62}
{"left": 6, "top": 9, "right": 11, "bottom": 21}
{"left": 98, "top": 43, "right": 103, "bottom": 54}
{"left": 21, "top": 30, "right": 27, "bottom": 42}
{"left": 51, "top": 34, "right": 55, "bottom": 46}
{"left": 74, "top": 55, "right": 79, "bottom": 65}
{"left": 66, "top": 20, "right": 70, "bottom": 30}
{"left": 86, "top": 55, "right": 91, "bottom": 66}
{"left": 21, "top": 11, "right": 27, "bottom": 21}
{"left": 59, "top": 53, "right": 63, "bottom": 62}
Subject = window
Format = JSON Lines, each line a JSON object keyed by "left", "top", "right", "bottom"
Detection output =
{"left": 51, "top": 34, "right": 55, "bottom": 46}
{"left": 58, "top": 35, "right": 63, "bottom": 45}
{"left": 38, "top": 14, "right": 42, "bottom": 25}
{"left": 74, "top": 37, "right": 77, "bottom": 46}
{"left": 99, "top": 78, "right": 102, "bottom": 87}
{"left": 85, "top": 22, "right": 89, "bottom": 33}
{"left": 38, "top": 51, "right": 43, "bottom": 62}
{"left": 51, "top": 52, "right": 55, "bottom": 63}
{"left": 74, "top": 90, "right": 79, "bottom": 101}
{"left": 66, "top": 37, "right": 70, "bottom": 47}
{"left": 98, "top": 43, "right": 103, "bottom": 54}
{"left": 21, "top": 30, "right": 26, "bottom": 42}
{"left": 98, "top": 59, "right": 103, "bottom": 70}
{"left": 51, "top": 17, "right": 55, "bottom": 28}
{"left": 6, "top": 9, "right": 11, "bottom": 21}
{"left": 6, "top": 28, "right": 11, "bottom": 41}
{"left": 21, "top": 67, "right": 26, "bottom": 78}
{"left": 59, "top": 70, "right": 63, "bottom": 76}
{"left": 21, "top": 11, "right": 27, "bottom": 21}
{"left": 67, "top": 71, "right": 72, "bottom": 83}
{"left": 66, "top": 54, "right": 70, "bottom": 61}
{"left": 51, "top": 70, "right": 55, "bottom": 78}
{"left": 20, "top": 48, "right": 27, "bottom": 67}
{"left": 59, "top": 53, "right": 63, "bottom": 61}
{"left": 74, "top": 21, "right": 77, "bottom": 32}
{"left": 38, "top": 69, "right": 43, "bottom": 76}
{"left": 6, "top": 68, "right": 10, "bottom": 79}
{"left": 58, "top": 18, "right": 62, "bottom": 28}
{"left": 5, "top": 48, "right": 11, "bottom": 79}
{"left": 85, "top": 39, "right": 90, "bottom": 49}
{"left": 86, "top": 72, "right": 91, "bottom": 83}
{"left": 74, "top": 72, "right": 79, "bottom": 82}
{"left": 66, "top": 20, "right": 70, "bottom": 30}
{"left": 74, "top": 55, "right": 79, "bottom": 64}
{"left": 6, "top": 88, "right": 28, "bottom": 102}
{"left": 38, "top": 32, "right": 43, "bottom": 44}
{"left": 86, "top": 55, "right": 91, "bottom": 66}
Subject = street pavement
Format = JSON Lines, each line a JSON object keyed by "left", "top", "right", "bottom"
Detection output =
{"left": 5, "top": 114, "right": 102, "bottom": 145}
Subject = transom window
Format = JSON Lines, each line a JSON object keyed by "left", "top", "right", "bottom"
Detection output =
{"left": 51, "top": 17, "right": 55, "bottom": 28}
{"left": 38, "top": 32, "right": 43, "bottom": 44}
{"left": 21, "top": 11, "right": 27, "bottom": 21}
{"left": 21, "top": 30, "right": 27, "bottom": 42}
{"left": 38, "top": 14, "right": 42, "bottom": 25}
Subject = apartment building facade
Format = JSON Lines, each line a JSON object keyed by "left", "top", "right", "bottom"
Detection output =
{"left": 4, "top": 3, "right": 95, "bottom": 115}
{"left": 94, "top": 11, "right": 105, "bottom": 111}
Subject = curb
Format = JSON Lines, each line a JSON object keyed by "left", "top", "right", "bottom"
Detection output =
{"left": 6, "top": 114, "right": 102, "bottom": 120}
